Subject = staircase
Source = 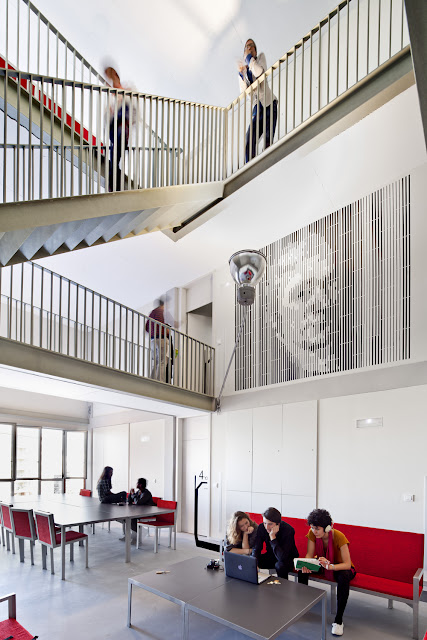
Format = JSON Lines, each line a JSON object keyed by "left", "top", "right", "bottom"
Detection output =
{"left": 0, "top": 0, "right": 414, "bottom": 265}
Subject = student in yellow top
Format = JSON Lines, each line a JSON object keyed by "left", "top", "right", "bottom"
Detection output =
{"left": 297, "top": 509, "right": 356, "bottom": 637}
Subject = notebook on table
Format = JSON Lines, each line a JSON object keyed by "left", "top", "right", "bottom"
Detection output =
{"left": 224, "top": 551, "right": 270, "bottom": 585}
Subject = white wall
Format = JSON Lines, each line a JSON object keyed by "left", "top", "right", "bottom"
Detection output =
{"left": 318, "top": 386, "right": 427, "bottom": 532}
{"left": 129, "top": 420, "right": 165, "bottom": 497}
{"left": 187, "top": 312, "right": 212, "bottom": 346}
{"left": 93, "top": 423, "right": 129, "bottom": 495}
{"left": 186, "top": 275, "right": 212, "bottom": 313}
{"left": 92, "top": 416, "right": 174, "bottom": 499}
{"left": 181, "top": 415, "right": 210, "bottom": 535}
{"left": 210, "top": 401, "right": 317, "bottom": 540}
{"left": 210, "top": 384, "right": 427, "bottom": 540}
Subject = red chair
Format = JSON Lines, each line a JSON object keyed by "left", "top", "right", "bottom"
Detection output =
{"left": 137, "top": 496, "right": 162, "bottom": 538}
{"left": 0, "top": 503, "right": 15, "bottom": 554}
{"left": 79, "top": 489, "right": 98, "bottom": 533}
{"left": 0, "top": 504, "right": 5, "bottom": 547}
{"left": 34, "top": 511, "right": 88, "bottom": 575}
{"left": 138, "top": 499, "right": 177, "bottom": 553}
{"left": 0, "top": 593, "right": 33, "bottom": 640}
{"left": 10, "top": 508, "right": 37, "bottom": 565}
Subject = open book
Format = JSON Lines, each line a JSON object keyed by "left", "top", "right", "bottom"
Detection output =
{"left": 293, "top": 558, "right": 322, "bottom": 572}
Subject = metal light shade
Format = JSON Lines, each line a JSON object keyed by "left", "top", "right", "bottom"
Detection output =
{"left": 229, "top": 249, "right": 266, "bottom": 306}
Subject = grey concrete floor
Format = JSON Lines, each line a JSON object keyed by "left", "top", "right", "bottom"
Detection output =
{"left": 1, "top": 523, "right": 426, "bottom": 639}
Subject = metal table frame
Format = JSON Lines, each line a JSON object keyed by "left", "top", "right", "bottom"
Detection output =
{"left": 128, "top": 557, "right": 327, "bottom": 640}
{"left": 8, "top": 495, "right": 175, "bottom": 580}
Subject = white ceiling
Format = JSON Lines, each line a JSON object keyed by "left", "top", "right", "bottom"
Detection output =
{"left": 33, "top": 0, "right": 336, "bottom": 107}
{"left": 0, "top": 365, "right": 207, "bottom": 419}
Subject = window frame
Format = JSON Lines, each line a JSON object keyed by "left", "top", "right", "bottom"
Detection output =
{"left": 0, "top": 422, "right": 88, "bottom": 497}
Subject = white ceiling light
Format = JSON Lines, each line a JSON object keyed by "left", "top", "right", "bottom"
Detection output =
{"left": 356, "top": 417, "right": 383, "bottom": 428}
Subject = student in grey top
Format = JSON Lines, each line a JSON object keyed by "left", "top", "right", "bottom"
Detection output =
{"left": 226, "top": 511, "right": 258, "bottom": 555}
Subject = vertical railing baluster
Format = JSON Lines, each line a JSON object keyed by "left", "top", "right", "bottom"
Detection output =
{"left": 19, "top": 263, "right": 24, "bottom": 342}
{"left": 49, "top": 272, "right": 53, "bottom": 350}
{"left": 59, "top": 275, "right": 62, "bottom": 353}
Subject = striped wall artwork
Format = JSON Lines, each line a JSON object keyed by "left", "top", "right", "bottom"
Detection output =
{"left": 235, "top": 176, "right": 410, "bottom": 390}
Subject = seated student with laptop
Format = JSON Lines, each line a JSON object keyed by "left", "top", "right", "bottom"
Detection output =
{"left": 251, "top": 507, "right": 299, "bottom": 579}
{"left": 225, "top": 511, "right": 258, "bottom": 555}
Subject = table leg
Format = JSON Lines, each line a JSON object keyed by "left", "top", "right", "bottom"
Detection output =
{"left": 182, "top": 605, "right": 189, "bottom": 640}
{"left": 127, "top": 582, "right": 132, "bottom": 627}
{"left": 321, "top": 592, "right": 326, "bottom": 640}
{"left": 125, "top": 518, "right": 131, "bottom": 563}
{"left": 61, "top": 525, "right": 66, "bottom": 580}
{"left": 79, "top": 524, "right": 84, "bottom": 547}
{"left": 19, "top": 538, "right": 24, "bottom": 562}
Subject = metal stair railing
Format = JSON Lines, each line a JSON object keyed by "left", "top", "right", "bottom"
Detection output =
{"left": 0, "top": 0, "right": 105, "bottom": 85}
{"left": 0, "top": 262, "right": 215, "bottom": 397}
{"left": 225, "top": 0, "right": 410, "bottom": 175}
{"left": 0, "top": 69, "right": 225, "bottom": 202}
{"left": 0, "top": 0, "right": 410, "bottom": 205}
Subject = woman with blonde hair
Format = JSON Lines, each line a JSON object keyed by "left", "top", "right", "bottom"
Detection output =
{"left": 226, "top": 510, "right": 258, "bottom": 555}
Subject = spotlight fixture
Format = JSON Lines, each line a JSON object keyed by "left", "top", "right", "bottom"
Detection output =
{"left": 216, "top": 250, "right": 266, "bottom": 411}
{"left": 229, "top": 250, "right": 266, "bottom": 306}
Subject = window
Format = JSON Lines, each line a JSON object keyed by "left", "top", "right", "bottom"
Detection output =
{"left": 66, "top": 431, "right": 86, "bottom": 478}
{"left": 2, "top": 424, "right": 87, "bottom": 496}
{"left": 16, "top": 427, "right": 39, "bottom": 478}
{"left": 0, "top": 424, "right": 12, "bottom": 479}
{"left": 65, "top": 478, "right": 84, "bottom": 495}
{"left": 14, "top": 479, "right": 38, "bottom": 497}
{"left": 0, "top": 482, "right": 12, "bottom": 500}
{"left": 42, "top": 429, "right": 63, "bottom": 479}
{"left": 41, "top": 480, "right": 63, "bottom": 496}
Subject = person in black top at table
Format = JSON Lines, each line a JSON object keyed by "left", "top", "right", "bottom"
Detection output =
{"left": 96, "top": 466, "right": 127, "bottom": 504}
{"left": 251, "top": 506, "right": 299, "bottom": 578}
{"left": 127, "top": 477, "right": 155, "bottom": 536}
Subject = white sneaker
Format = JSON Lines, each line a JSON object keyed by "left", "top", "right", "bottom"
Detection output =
{"left": 331, "top": 623, "right": 344, "bottom": 636}
{"left": 119, "top": 534, "right": 136, "bottom": 543}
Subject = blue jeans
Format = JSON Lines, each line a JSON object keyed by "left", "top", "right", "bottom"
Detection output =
{"left": 245, "top": 100, "right": 278, "bottom": 163}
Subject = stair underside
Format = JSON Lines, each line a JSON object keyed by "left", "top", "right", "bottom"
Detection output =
{"left": 0, "top": 182, "right": 224, "bottom": 266}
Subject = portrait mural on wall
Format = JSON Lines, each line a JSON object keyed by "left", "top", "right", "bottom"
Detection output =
{"left": 235, "top": 176, "right": 410, "bottom": 390}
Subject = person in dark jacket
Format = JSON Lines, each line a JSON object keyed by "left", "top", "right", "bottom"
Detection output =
{"left": 127, "top": 477, "right": 155, "bottom": 535}
{"left": 251, "top": 506, "right": 299, "bottom": 578}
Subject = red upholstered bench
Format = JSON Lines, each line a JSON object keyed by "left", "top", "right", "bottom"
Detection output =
{"left": 0, "top": 593, "right": 34, "bottom": 640}
{"left": 247, "top": 513, "right": 424, "bottom": 639}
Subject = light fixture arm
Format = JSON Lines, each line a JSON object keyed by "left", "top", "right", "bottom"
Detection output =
{"left": 216, "top": 306, "right": 249, "bottom": 412}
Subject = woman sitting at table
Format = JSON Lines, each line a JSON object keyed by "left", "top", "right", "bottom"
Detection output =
{"left": 225, "top": 510, "right": 258, "bottom": 555}
{"left": 297, "top": 509, "right": 356, "bottom": 637}
{"left": 96, "top": 466, "right": 127, "bottom": 504}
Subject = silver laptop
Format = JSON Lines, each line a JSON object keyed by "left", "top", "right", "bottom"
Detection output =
{"left": 224, "top": 551, "right": 270, "bottom": 585}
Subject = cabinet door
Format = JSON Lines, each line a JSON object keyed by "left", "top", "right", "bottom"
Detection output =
{"left": 225, "top": 410, "right": 252, "bottom": 492}
{"left": 252, "top": 405, "right": 282, "bottom": 494}
{"left": 252, "top": 492, "right": 281, "bottom": 515}
{"left": 282, "top": 400, "right": 317, "bottom": 497}
{"left": 226, "top": 490, "right": 252, "bottom": 522}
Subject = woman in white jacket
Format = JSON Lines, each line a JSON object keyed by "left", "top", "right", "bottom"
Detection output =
{"left": 238, "top": 39, "right": 278, "bottom": 163}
